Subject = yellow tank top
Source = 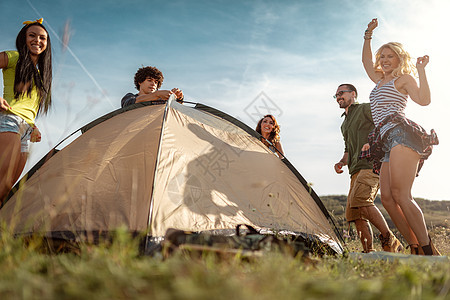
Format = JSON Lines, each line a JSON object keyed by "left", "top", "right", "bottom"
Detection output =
{"left": 2, "top": 50, "right": 40, "bottom": 125}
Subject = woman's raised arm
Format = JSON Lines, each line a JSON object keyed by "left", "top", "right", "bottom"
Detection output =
{"left": 403, "top": 55, "right": 431, "bottom": 106}
{"left": 362, "top": 18, "right": 382, "bottom": 83}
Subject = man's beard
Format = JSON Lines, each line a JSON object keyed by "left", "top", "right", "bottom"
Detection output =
{"left": 339, "top": 99, "right": 350, "bottom": 109}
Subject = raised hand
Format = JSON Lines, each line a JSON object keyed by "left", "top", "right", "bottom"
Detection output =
{"left": 416, "top": 55, "right": 429, "bottom": 69}
{"left": 367, "top": 18, "right": 378, "bottom": 32}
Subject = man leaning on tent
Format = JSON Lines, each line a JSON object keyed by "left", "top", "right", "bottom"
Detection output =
{"left": 121, "top": 66, "right": 184, "bottom": 107}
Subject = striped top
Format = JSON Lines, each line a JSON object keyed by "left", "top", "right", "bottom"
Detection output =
{"left": 369, "top": 78, "right": 408, "bottom": 138}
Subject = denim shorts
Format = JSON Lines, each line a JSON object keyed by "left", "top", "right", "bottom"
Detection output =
{"left": 381, "top": 125, "right": 423, "bottom": 162}
{"left": 0, "top": 112, "right": 33, "bottom": 152}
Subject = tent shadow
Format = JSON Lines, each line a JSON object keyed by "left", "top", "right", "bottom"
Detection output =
{"left": 181, "top": 123, "right": 287, "bottom": 228}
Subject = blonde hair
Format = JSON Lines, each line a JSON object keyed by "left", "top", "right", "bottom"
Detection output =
{"left": 374, "top": 42, "right": 416, "bottom": 78}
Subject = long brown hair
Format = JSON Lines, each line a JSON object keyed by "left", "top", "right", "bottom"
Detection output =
{"left": 255, "top": 114, "right": 280, "bottom": 145}
{"left": 15, "top": 22, "right": 53, "bottom": 115}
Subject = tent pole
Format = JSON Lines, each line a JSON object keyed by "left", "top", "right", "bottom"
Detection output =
{"left": 144, "top": 96, "right": 175, "bottom": 252}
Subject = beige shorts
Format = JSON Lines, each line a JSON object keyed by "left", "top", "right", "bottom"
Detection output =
{"left": 346, "top": 169, "right": 379, "bottom": 222}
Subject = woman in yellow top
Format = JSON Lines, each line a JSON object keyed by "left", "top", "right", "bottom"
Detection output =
{"left": 0, "top": 18, "right": 53, "bottom": 203}
{"left": 255, "top": 114, "right": 284, "bottom": 158}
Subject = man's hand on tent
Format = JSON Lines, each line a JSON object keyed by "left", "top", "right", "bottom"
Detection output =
{"left": 136, "top": 90, "right": 173, "bottom": 103}
{"left": 171, "top": 88, "right": 184, "bottom": 102}
{"left": 153, "top": 90, "right": 173, "bottom": 100}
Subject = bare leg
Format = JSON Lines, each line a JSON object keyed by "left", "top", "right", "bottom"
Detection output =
{"left": 12, "top": 152, "right": 28, "bottom": 183}
{"left": 389, "top": 145, "right": 429, "bottom": 246}
{"left": 0, "top": 132, "right": 22, "bottom": 202}
{"left": 379, "top": 161, "right": 419, "bottom": 245}
{"left": 354, "top": 219, "right": 373, "bottom": 252}
{"left": 360, "top": 205, "right": 390, "bottom": 237}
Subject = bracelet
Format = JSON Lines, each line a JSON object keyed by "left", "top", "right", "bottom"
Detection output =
{"left": 364, "top": 29, "right": 373, "bottom": 40}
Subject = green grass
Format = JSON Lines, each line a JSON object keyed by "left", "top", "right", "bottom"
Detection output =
{"left": 0, "top": 226, "right": 449, "bottom": 299}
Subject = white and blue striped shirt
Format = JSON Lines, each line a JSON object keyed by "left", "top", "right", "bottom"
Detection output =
{"left": 369, "top": 78, "right": 408, "bottom": 138}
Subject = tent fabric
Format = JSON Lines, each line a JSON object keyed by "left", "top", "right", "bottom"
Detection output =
{"left": 0, "top": 99, "right": 343, "bottom": 253}
{"left": 1, "top": 105, "right": 164, "bottom": 234}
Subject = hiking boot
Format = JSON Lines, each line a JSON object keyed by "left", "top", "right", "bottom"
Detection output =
{"left": 408, "top": 244, "right": 424, "bottom": 255}
{"left": 379, "top": 231, "right": 403, "bottom": 252}
{"left": 421, "top": 235, "right": 441, "bottom": 256}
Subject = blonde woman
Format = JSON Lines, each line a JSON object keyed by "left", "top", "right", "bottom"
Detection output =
{"left": 361, "top": 18, "right": 439, "bottom": 255}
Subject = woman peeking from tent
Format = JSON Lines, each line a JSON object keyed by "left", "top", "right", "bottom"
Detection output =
{"left": 0, "top": 18, "right": 53, "bottom": 203}
{"left": 256, "top": 114, "right": 284, "bottom": 158}
{"left": 361, "top": 18, "right": 440, "bottom": 255}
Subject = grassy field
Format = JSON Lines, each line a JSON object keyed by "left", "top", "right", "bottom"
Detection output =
{"left": 0, "top": 226, "right": 449, "bottom": 299}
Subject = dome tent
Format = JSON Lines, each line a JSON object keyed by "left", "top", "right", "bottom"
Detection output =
{"left": 1, "top": 97, "right": 343, "bottom": 254}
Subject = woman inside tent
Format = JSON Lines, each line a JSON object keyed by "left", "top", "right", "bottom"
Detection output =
{"left": 256, "top": 114, "right": 284, "bottom": 158}
{"left": 361, "top": 18, "right": 439, "bottom": 255}
{"left": 0, "top": 18, "right": 52, "bottom": 203}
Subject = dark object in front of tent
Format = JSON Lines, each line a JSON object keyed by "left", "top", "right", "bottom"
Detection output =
{"left": 151, "top": 226, "right": 337, "bottom": 259}
{"left": 15, "top": 226, "right": 335, "bottom": 258}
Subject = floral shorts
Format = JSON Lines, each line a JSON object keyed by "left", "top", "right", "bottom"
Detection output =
{"left": 0, "top": 112, "right": 33, "bottom": 152}
{"left": 381, "top": 125, "right": 423, "bottom": 162}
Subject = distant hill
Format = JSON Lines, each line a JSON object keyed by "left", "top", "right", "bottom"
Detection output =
{"left": 320, "top": 195, "right": 449, "bottom": 232}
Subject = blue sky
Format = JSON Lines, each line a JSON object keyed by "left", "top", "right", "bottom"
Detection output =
{"left": 1, "top": 0, "right": 449, "bottom": 200}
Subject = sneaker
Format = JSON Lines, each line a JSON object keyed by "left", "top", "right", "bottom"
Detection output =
{"left": 379, "top": 231, "right": 403, "bottom": 252}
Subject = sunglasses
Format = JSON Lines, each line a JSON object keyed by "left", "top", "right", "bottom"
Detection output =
{"left": 333, "top": 90, "right": 353, "bottom": 99}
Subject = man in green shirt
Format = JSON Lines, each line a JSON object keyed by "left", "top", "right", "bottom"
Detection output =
{"left": 334, "top": 83, "right": 402, "bottom": 253}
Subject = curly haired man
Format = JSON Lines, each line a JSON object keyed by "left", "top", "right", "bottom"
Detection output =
{"left": 121, "top": 66, "right": 183, "bottom": 107}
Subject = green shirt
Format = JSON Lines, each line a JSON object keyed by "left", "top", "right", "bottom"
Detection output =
{"left": 340, "top": 103, "right": 374, "bottom": 175}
